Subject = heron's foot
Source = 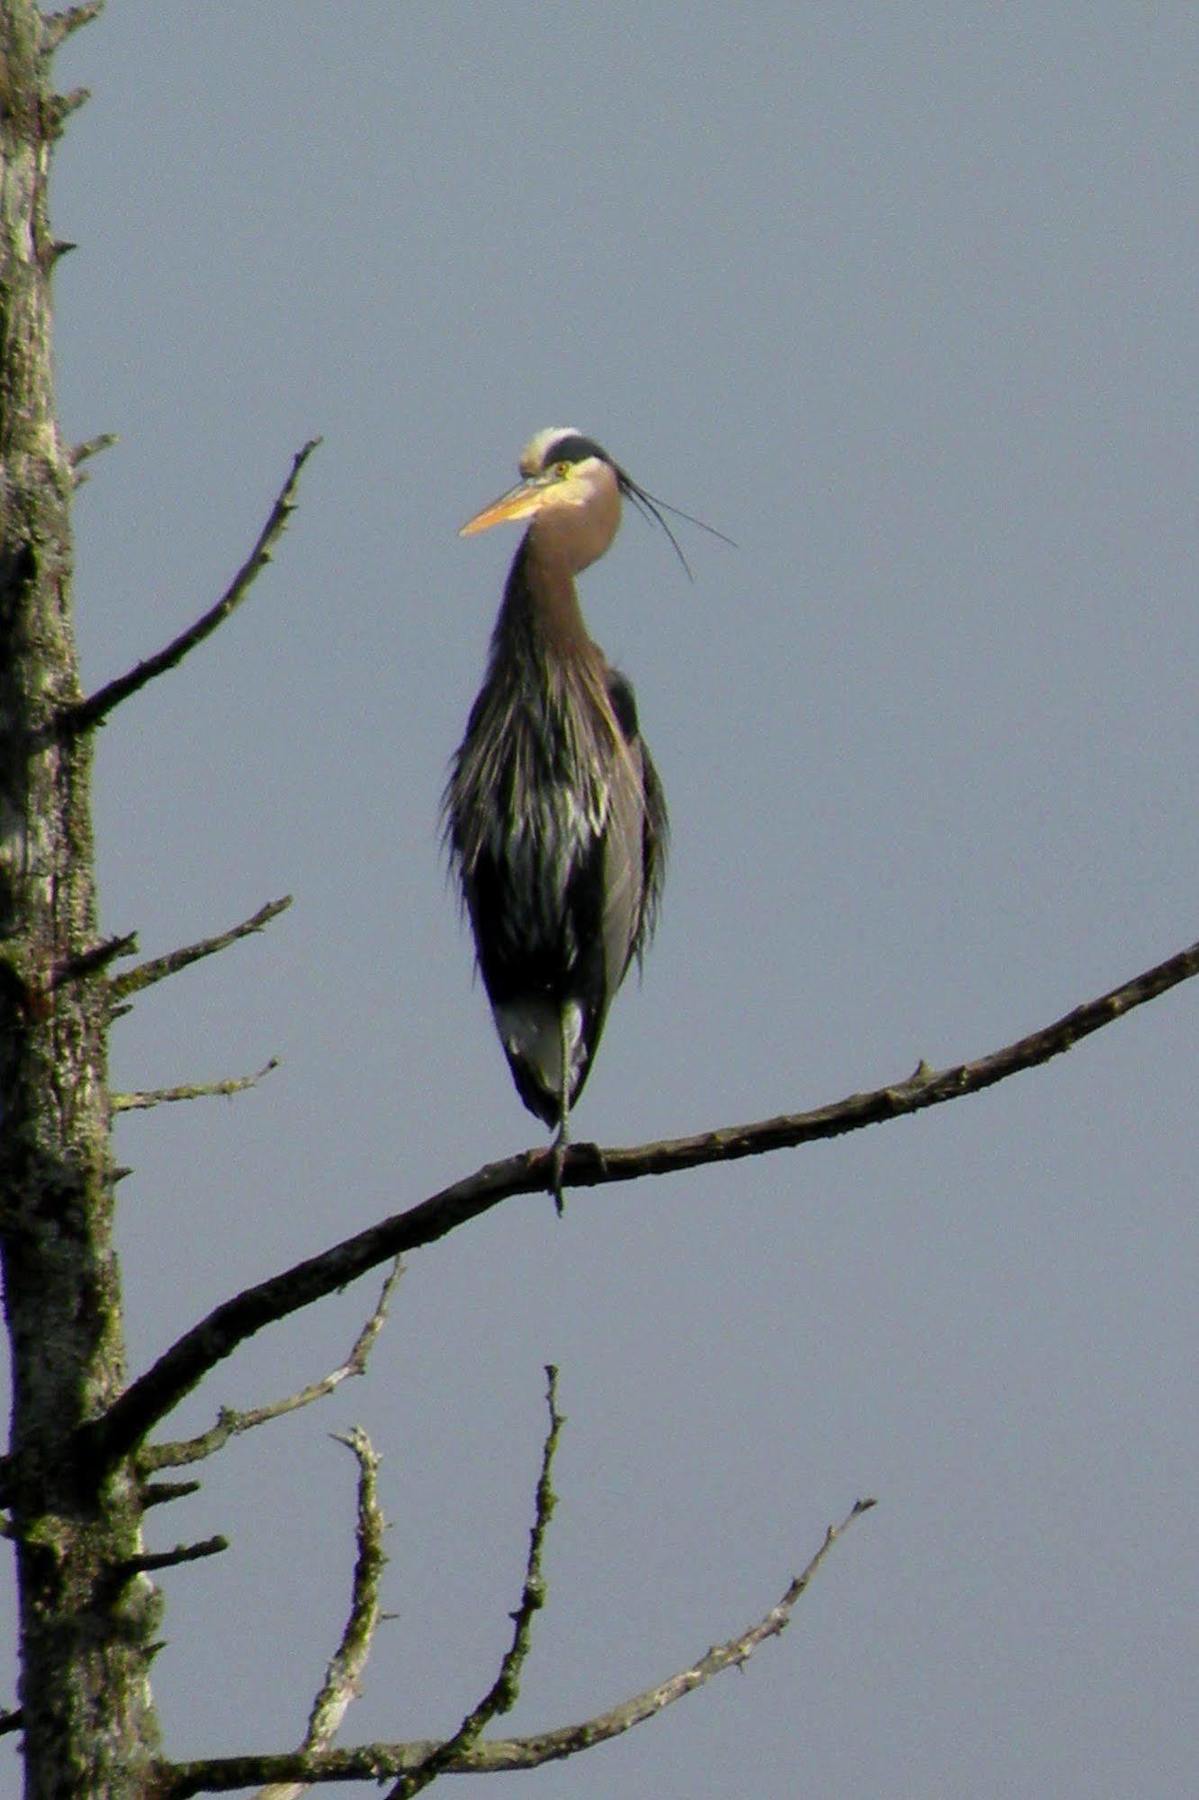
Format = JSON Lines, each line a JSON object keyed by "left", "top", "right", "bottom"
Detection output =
{"left": 548, "top": 1126, "right": 568, "bottom": 1217}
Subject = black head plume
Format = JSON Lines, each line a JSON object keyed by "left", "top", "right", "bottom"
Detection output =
{"left": 613, "top": 464, "right": 736, "bottom": 581}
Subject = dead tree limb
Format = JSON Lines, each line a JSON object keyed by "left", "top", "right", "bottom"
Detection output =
{"left": 40, "top": 3, "right": 105, "bottom": 56}
{"left": 255, "top": 1428, "right": 387, "bottom": 1800}
{"left": 158, "top": 1497, "right": 872, "bottom": 1795}
{"left": 142, "top": 1261, "right": 402, "bottom": 1472}
{"left": 111, "top": 1059, "right": 278, "bottom": 1113}
{"left": 63, "top": 439, "right": 320, "bottom": 734}
{"left": 110, "top": 895, "right": 292, "bottom": 1002}
{"left": 42, "top": 929, "right": 1198, "bottom": 1500}
{"left": 387, "top": 1365, "right": 564, "bottom": 1798}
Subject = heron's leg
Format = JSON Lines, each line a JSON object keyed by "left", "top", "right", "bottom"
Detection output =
{"left": 549, "top": 1009, "right": 571, "bottom": 1216}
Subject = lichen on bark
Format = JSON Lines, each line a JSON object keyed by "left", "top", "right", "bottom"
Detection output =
{"left": 0, "top": 4, "right": 162, "bottom": 1794}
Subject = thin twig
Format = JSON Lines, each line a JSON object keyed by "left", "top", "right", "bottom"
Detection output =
{"left": 44, "top": 86, "right": 89, "bottom": 134}
{"left": 68, "top": 429, "right": 118, "bottom": 467}
{"left": 50, "top": 931, "right": 138, "bottom": 990}
{"left": 110, "top": 896, "right": 292, "bottom": 1002}
{"left": 41, "top": 4, "right": 105, "bottom": 56}
{"left": 50, "top": 930, "right": 1199, "bottom": 1495}
{"left": 388, "top": 1365, "right": 564, "bottom": 1799}
{"left": 256, "top": 1429, "right": 387, "bottom": 1800}
{"left": 157, "top": 1499, "right": 872, "bottom": 1796}
{"left": 112, "top": 1060, "right": 278, "bottom": 1113}
{"left": 142, "top": 1261, "right": 402, "bottom": 1473}
{"left": 142, "top": 1481, "right": 202, "bottom": 1508}
{"left": 64, "top": 439, "right": 320, "bottom": 733}
{"left": 112, "top": 1535, "right": 228, "bottom": 1580}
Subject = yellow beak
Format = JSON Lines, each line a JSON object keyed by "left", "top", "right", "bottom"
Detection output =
{"left": 458, "top": 476, "right": 553, "bottom": 537}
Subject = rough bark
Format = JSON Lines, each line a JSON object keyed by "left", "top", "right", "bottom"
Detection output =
{"left": 0, "top": 4, "right": 161, "bottom": 1795}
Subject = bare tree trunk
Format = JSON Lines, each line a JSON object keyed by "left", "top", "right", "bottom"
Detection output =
{"left": 0, "top": 3, "right": 161, "bottom": 1794}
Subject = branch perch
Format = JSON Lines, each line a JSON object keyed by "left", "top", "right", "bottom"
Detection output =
{"left": 48, "top": 930, "right": 1199, "bottom": 1495}
{"left": 110, "top": 895, "right": 293, "bottom": 1003}
{"left": 158, "top": 1497, "right": 871, "bottom": 1795}
{"left": 64, "top": 439, "right": 320, "bottom": 733}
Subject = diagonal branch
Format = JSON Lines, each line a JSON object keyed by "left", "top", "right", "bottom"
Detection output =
{"left": 40, "top": 4, "right": 105, "bottom": 56}
{"left": 110, "top": 895, "right": 293, "bottom": 1002}
{"left": 158, "top": 1497, "right": 872, "bottom": 1795}
{"left": 387, "top": 1365, "right": 564, "bottom": 1799}
{"left": 111, "top": 1059, "right": 279, "bottom": 1113}
{"left": 255, "top": 1428, "right": 387, "bottom": 1800}
{"left": 37, "top": 932, "right": 1199, "bottom": 1497}
{"left": 68, "top": 428, "right": 118, "bottom": 468}
{"left": 51, "top": 930, "right": 138, "bottom": 989}
{"left": 142, "top": 1260, "right": 402, "bottom": 1472}
{"left": 63, "top": 439, "right": 320, "bottom": 734}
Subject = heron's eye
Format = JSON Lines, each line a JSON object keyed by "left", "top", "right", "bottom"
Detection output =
{"left": 552, "top": 460, "right": 573, "bottom": 480}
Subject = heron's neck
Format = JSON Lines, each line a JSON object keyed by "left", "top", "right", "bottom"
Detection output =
{"left": 497, "top": 533, "right": 594, "bottom": 662}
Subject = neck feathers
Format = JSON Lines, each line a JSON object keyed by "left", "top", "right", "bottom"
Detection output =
{"left": 494, "top": 533, "right": 595, "bottom": 664}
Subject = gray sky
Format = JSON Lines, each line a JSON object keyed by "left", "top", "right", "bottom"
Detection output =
{"left": 5, "top": 3, "right": 1196, "bottom": 1794}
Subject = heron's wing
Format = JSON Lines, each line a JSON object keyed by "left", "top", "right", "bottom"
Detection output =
{"left": 604, "top": 670, "right": 668, "bottom": 983}
{"left": 637, "top": 736, "right": 668, "bottom": 957}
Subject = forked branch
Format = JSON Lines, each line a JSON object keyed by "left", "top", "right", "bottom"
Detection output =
{"left": 42, "top": 930, "right": 1198, "bottom": 1500}
{"left": 63, "top": 439, "right": 320, "bottom": 733}
{"left": 255, "top": 1428, "right": 387, "bottom": 1800}
{"left": 158, "top": 1496, "right": 872, "bottom": 1795}
{"left": 40, "top": 4, "right": 105, "bottom": 56}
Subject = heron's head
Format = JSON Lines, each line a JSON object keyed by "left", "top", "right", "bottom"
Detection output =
{"left": 459, "top": 427, "right": 621, "bottom": 560}
{"left": 460, "top": 426, "right": 731, "bottom": 576}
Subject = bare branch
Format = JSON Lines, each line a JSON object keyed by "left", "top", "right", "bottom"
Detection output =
{"left": 64, "top": 439, "right": 321, "bottom": 733}
{"left": 43, "top": 86, "right": 89, "bottom": 135}
{"left": 68, "top": 429, "right": 118, "bottom": 468}
{"left": 111, "top": 1059, "right": 278, "bottom": 1113}
{"left": 110, "top": 895, "right": 292, "bottom": 1002}
{"left": 256, "top": 1429, "right": 387, "bottom": 1800}
{"left": 0, "top": 1707, "right": 22, "bottom": 1738}
{"left": 48, "top": 931, "right": 1199, "bottom": 1497}
{"left": 40, "top": 4, "right": 105, "bottom": 57}
{"left": 158, "top": 1498, "right": 871, "bottom": 1795}
{"left": 50, "top": 930, "right": 138, "bottom": 990}
{"left": 111, "top": 1535, "right": 228, "bottom": 1581}
{"left": 388, "top": 1365, "right": 564, "bottom": 1799}
{"left": 142, "top": 1261, "right": 402, "bottom": 1473}
{"left": 142, "top": 1480, "right": 201, "bottom": 1509}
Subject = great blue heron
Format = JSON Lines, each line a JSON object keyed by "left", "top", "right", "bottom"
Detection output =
{"left": 445, "top": 425, "right": 679, "bottom": 1207}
